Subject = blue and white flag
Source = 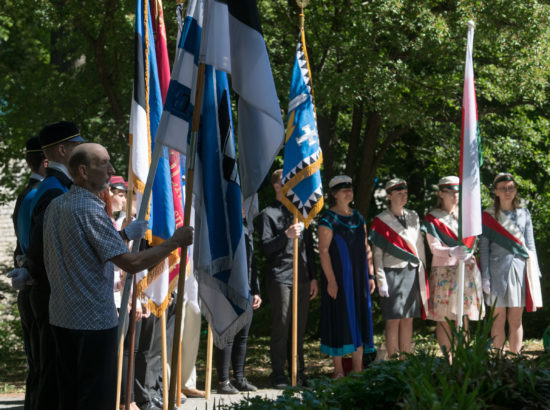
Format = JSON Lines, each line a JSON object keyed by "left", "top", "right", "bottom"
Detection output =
{"left": 199, "top": 0, "right": 284, "bottom": 201}
{"left": 155, "top": 0, "right": 202, "bottom": 154}
{"left": 194, "top": 66, "right": 251, "bottom": 348}
{"left": 154, "top": 0, "right": 250, "bottom": 347}
{"left": 281, "top": 30, "right": 323, "bottom": 227}
{"left": 130, "top": 0, "right": 177, "bottom": 296}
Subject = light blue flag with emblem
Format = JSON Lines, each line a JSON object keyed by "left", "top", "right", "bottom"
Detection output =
{"left": 281, "top": 30, "right": 323, "bottom": 227}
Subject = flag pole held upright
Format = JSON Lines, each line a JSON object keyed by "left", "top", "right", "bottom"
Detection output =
{"left": 167, "top": 62, "right": 206, "bottom": 410}
{"left": 458, "top": 20, "right": 482, "bottom": 329}
{"left": 282, "top": 0, "right": 323, "bottom": 386}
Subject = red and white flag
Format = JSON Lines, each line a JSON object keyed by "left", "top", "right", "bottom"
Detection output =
{"left": 459, "top": 21, "right": 482, "bottom": 245}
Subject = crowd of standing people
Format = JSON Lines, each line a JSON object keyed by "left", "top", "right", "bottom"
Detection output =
{"left": 7, "top": 121, "right": 543, "bottom": 409}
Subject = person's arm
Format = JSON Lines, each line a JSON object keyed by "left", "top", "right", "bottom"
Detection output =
{"left": 523, "top": 209, "right": 541, "bottom": 275}
{"left": 25, "top": 189, "right": 64, "bottom": 274}
{"left": 415, "top": 214, "right": 427, "bottom": 266}
{"left": 318, "top": 225, "right": 337, "bottom": 299}
{"left": 372, "top": 244, "right": 388, "bottom": 290}
{"left": 256, "top": 212, "right": 288, "bottom": 257}
{"left": 112, "top": 227, "right": 193, "bottom": 274}
{"left": 426, "top": 233, "right": 452, "bottom": 257}
{"left": 479, "top": 235, "right": 490, "bottom": 281}
{"left": 364, "top": 225, "right": 376, "bottom": 295}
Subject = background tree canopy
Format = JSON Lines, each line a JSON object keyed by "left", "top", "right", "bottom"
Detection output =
{"left": 1, "top": 0, "right": 549, "bottom": 333}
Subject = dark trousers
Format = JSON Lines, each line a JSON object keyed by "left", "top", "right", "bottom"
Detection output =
{"left": 18, "top": 286, "right": 38, "bottom": 410}
{"left": 215, "top": 314, "right": 252, "bottom": 383}
{"left": 267, "top": 279, "right": 310, "bottom": 382}
{"left": 51, "top": 325, "right": 117, "bottom": 410}
{"left": 29, "top": 283, "right": 59, "bottom": 410}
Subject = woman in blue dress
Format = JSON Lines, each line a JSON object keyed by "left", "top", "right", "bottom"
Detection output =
{"left": 318, "top": 175, "right": 375, "bottom": 377}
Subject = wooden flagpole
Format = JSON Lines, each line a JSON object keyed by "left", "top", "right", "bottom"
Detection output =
{"left": 160, "top": 311, "right": 168, "bottom": 410}
{"left": 125, "top": 276, "right": 138, "bottom": 410}
{"left": 168, "top": 61, "right": 206, "bottom": 410}
{"left": 291, "top": 217, "right": 299, "bottom": 386}
{"left": 116, "top": 140, "right": 137, "bottom": 409}
{"left": 205, "top": 326, "right": 214, "bottom": 398}
{"left": 290, "top": 0, "right": 310, "bottom": 387}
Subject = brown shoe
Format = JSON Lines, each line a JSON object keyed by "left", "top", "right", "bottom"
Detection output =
{"left": 181, "top": 388, "right": 206, "bottom": 398}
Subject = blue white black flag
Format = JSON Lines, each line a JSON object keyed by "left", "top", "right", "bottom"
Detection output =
{"left": 281, "top": 30, "right": 323, "bottom": 227}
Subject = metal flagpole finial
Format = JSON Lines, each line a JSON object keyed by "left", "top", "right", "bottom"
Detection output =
{"left": 467, "top": 20, "right": 475, "bottom": 29}
{"left": 296, "top": 0, "right": 309, "bottom": 30}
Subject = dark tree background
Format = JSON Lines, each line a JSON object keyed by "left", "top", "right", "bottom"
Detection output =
{"left": 2, "top": 0, "right": 549, "bottom": 336}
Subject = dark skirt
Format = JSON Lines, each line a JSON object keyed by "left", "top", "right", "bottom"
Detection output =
{"left": 380, "top": 266, "right": 421, "bottom": 320}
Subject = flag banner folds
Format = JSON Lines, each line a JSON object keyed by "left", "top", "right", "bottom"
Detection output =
{"left": 194, "top": 66, "right": 251, "bottom": 348}
{"left": 155, "top": 0, "right": 203, "bottom": 154}
{"left": 199, "top": 0, "right": 284, "bottom": 201}
{"left": 131, "top": 0, "right": 177, "bottom": 304}
{"left": 141, "top": 0, "right": 185, "bottom": 316}
{"left": 281, "top": 29, "right": 323, "bottom": 227}
{"left": 459, "top": 21, "right": 482, "bottom": 243}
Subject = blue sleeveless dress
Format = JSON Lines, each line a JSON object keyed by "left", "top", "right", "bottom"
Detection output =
{"left": 319, "top": 209, "right": 375, "bottom": 356}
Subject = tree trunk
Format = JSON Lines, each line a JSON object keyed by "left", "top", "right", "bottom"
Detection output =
{"left": 355, "top": 112, "right": 381, "bottom": 219}
{"left": 345, "top": 101, "right": 363, "bottom": 181}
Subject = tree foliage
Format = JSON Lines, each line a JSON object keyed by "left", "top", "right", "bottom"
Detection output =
{"left": 1, "top": 0, "right": 550, "bottom": 330}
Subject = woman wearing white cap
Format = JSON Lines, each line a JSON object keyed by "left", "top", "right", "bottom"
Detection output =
{"left": 480, "top": 173, "right": 542, "bottom": 354}
{"left": 422, "top": 176, "right": 484, "bottom": 356}
{"left": 318, "top": 175, "right": 375, "bottom": 377}
{"left": 369, "top": 178, "right": 427, "bottom": 358}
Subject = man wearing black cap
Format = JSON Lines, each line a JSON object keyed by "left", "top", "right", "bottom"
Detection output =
{"left": 23, "top": 121, "right": 84, "bottom": 409}
{"left": 8, "top": 137, "right": 46, "bottom": 410}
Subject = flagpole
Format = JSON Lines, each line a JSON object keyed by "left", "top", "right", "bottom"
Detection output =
{"left": 168, "top": 62, "right": 206, "bottom": 410}
{"left": 161, "top": 311, "right": 168, "bottom": 410}
{"left": 457, "top": 20, "right": 476, "bottom": 331}
{"left": 456, "top": 261, "right": 465, "bottom": 329}
{"left": 292, "top": 217, "right": 299, "bottom": 386}
{"left": 125, "top": 276, "right": 138, "bottom": 410}
{"left": 118, "top": 142, "right": 163, "bottom": 342}
{"left": 205, "top": 325, "right": 214, "bottom": 399}
{"left": 290, "top": 0, "right": 310, "bottom": 387}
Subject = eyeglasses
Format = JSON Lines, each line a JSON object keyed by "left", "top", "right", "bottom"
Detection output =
{"left": 441, "top": 189, "right": 459, "bottom": 195}
{"left": 496, "top": 186, "right": 516, "bottom": 193}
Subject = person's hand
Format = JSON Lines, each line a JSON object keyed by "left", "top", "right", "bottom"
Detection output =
{"left": 327, "top": 279, "right": 338, "bottom": 299}
{"left": 369, "top": 279, "right": 376, "bottom": 295}
{"left": 172, "top": 226, "right": 194, "bottom": 247}
{"left": 482, "top": 278, "right": 491, "bottom": 295}
{"left": 285, "top": 222, "right": 304, "bottom": 239}
{"left": 449, "top": 246, "right": 469, "bottom": 260}
{"left": 309, "top": 279, "right": 319, "bottom": 300}
{"left": 252, "top": 294, "right": 262, "bottom": 310}
{"left": 124, "top": 220, "right": 148, "bottom": 241}
{"left": 7, "top": 268, "right": 31, "bottom": 290}
{"left": 142, "top": 303, "right": 151, "bottom": 319}
{"left": 378, "top": 284, "right": 389, "bottom": 298}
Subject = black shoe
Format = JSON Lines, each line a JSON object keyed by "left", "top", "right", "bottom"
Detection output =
{"left": 298, "top": 374, "right": 309, "bottom": 388}
{"left": 271, "top": 377, "right": 289, "bottom": 389}
{"left": 233, "top": 377, "right": 258, "bottom": 392}
{"left": 138, "top": 403, "right": 161, "bottom": 410}
{"left": 218, "top": 379, "right": 240, "bottom": 394}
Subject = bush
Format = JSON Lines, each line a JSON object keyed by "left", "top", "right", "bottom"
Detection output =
{"left": 221, "top": 311, "right": 550, "bottom": 409}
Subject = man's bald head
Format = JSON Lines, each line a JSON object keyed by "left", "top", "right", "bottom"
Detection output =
{"left": 69, "top": 143, "right": 115, "bottom": 194}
